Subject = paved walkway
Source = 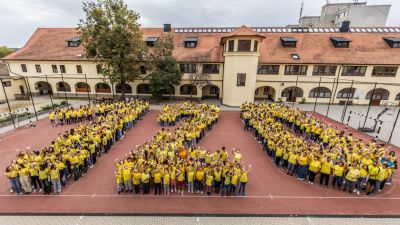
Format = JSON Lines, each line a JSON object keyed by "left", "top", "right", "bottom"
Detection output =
{"left": 0, "top": 216, "right": 399, "bottom": 225}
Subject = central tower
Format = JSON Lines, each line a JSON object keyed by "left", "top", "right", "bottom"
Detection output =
{"left": 221, "top": 25, "right": 265, "bottom": 107}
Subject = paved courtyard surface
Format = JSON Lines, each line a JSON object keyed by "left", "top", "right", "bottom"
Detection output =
{"left": 287, "top": 103, "right": 400, "bottom": 147}
{"left": 0, "top": 216, "right": 399, "bottom": 225}
{"left": 0, "top": 110, "right": 399, "bottom": 215}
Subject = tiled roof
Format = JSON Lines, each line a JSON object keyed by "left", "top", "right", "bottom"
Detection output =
{"left": 4, "top": 26, "right": 400, "bottom": 65}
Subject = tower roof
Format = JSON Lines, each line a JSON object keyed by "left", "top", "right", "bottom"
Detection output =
{"left": 221, "top": 25, "right": 265, "bottom": 43}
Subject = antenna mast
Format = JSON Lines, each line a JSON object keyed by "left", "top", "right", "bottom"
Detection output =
{"left": 299, "top": 0, "right": 304, "bottom": 23}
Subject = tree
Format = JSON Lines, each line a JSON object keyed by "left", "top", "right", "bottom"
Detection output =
{"left": 187, "top": 64, "right": 210, "bottom": 99}
{"left": 148, "top": 33, "right": 182, "bottom": 103}
{"left": 78, "top": 0, "right": 146, "bottom": 99}
{"left": 0, "top": 46, "right": 13, "bottom": 58}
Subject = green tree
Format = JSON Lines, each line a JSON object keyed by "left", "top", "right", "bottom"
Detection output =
{"left": 188, "top": 64, "right": 210, "bottom": 99}
{"left": 78, "top": 0, "right": 146, "bottom": 99}
{"left": 148, "top": 33, "right": 182, "bottom": 102}
{"left": 0, "top": 46, "right": 13, "bottom": 58}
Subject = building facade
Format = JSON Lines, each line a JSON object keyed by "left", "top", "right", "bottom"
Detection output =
{"left": 0, "top": 62, "right": 25, "bottom": 102}
{"left": 299, "top": 2, "right": 391, "bottom": 27}
{"left": 3, "top": 25, "right": 400, "bottom": 107}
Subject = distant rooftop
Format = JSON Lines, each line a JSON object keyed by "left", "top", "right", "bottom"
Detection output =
{"left": 174, "top": 27, "right": 400, "bottom": 33}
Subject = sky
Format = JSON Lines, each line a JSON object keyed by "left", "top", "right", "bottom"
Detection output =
{"left": 0, "top": 0, "right": 399, "bottom": 47}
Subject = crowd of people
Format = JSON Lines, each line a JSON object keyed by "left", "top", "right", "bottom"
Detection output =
{"left": 49, "top": 105, "right": 94, "bottom": 127}
{"left": 5, "top": 99, "right": 149, "bottom": 195}
{"left": 115, "top": 102, "right": 251, "bottom": 196}
{"left": 241, "top": 102, "right": 397, "bottom": 195}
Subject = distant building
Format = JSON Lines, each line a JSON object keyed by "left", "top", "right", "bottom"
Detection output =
{"left": 299, "top": 1, "right": 391, "bottom": 27}
{"left": 0, "top": 61, "right": 25, "bottom": 102}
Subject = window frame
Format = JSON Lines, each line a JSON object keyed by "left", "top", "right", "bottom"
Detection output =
{"left": 372, "top": 66, "right": 397, "bottom": 77}
{"left": 312, "top": 65, "right": 337, "bottom": 76}
{"left": 60, "top": 65, "right": 66, "bottom": 73}
{"left": 52, "top": 65, "right": 58, "bottom": 73}
{"left": 257, "top": 65, "right": 280, "bottom": 75}
{"left": 236, "top": 73, "right": 246, "bottom": 86}
{"left": 76, "top": 65, "right": 82, "bottom": 74}
{"left": 21, "top": 64, "right": 27, "bottom": 73}
{"left": 2, "top": 81, "right": 11, "bottom": 87}
{"left": 202, "top": 64, "right": 220, "bottom": 74}
{"left": 284, "top": 65, "right": 308, "bottom": 75}
{"left": 341, "top": 66, "right": 367, "bottom": 76}
{"left": 228, "top": 40, "right": 235, "bottom": 52}
{"left": 35, "top": 64, "right": 42, "bottom": 73}
{"left": 237, "top": 40, "right": 252, "bottom": 52}
{"left": 180, "top": 64, "right": 197, "bottom": 73}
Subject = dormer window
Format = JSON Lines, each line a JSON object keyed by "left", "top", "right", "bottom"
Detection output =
{"left": 331, "top": 37, "right": 351, "bottom": 48}
{"left": 145, "top": 37, "right": 158, "bottom": 47}
{"left": 383, "top": 37, "right": 400, "bottom": 48}
{"left": 184, "top": 37, "right": 198, "bottom": 48}
{"left": 281, "top": 37, "right": 297, "bottom": 48}
{"left": 67, "top": 37, "right": 81, "bottom": 47}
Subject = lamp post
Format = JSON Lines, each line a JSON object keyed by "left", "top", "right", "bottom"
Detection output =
{"left": 84, "top": 73, "right": 91, "bottom": 105}
{"left": 60, "top": 72, "right": 68, "bottom": 105}
{"left": 44, "top": 74, "right": 54, "bottom": 109}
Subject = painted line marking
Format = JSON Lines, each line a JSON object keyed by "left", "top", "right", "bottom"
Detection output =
{"left": 1, "top": 194, "right": 400, "bottom": 200}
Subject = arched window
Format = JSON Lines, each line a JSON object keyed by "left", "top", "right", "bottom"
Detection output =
{"left": 337, "top": 88, "right": 356, "bottom": 99}
{"left": 180, "top": 84, "right": 197, "bottom": 95}
{"left": 75, "top": 82, "right": 90, "bottom": 92}
{"left": 116, "top": 83, "right": 132, "bottom": 94}
{"left": 137, "top": 84, "right": 150, "bottom": 94}
{"left": 95, "top": 83, "right": 111, "bottom": 93}
{"left": 56, "top": 82, "right": 71, "bottom": 92}
{"left": 281, "top": 86, "right": 303, "bottom": 98}
{"left": 309, "top": 87, "right": 331, "bottom": 98}
{"left": 366, "top": 88, "right": 389, "bottom": 100}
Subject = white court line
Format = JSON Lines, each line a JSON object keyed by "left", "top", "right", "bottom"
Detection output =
{"left": 1, "top": 194, "right": 400, "bottom": 200}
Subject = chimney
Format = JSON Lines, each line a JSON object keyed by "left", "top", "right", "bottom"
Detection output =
{"left": 163, "top": 24, "right": 171, "bottom": 32}
{"left": 340, "top": 21, "right": 350, "bottom": 32}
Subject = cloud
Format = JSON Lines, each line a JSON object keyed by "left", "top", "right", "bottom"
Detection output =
{"left": 0, "top": 0, "right": 398, "bottom": 47}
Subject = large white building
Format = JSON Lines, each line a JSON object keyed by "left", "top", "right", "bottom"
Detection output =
{"left": 299, "top": 2, "right": 391, "bottom": 27}
{"left": 3, "top": 24, "right": 400, "bottom": 107}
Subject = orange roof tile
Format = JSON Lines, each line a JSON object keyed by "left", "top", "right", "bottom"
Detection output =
{"left": 4, "top": 27, "right": 400, "bottom": 65}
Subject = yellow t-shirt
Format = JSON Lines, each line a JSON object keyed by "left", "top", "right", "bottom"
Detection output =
{"left": 321, "top": 161, "right": 333, "bottom": 174}
{"left": 333, "top": 165, "right": 345, "bottom": 177}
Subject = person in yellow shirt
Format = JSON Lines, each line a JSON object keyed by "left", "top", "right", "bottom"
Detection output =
{"left": 308, "top": 156, "right": 321, "bottom": 184}
{"left": 141, "top": 171, "right": 150, "bottom": 194}
{"left": 319, "top": 156, "right": 333, "bottom": 188}
{"left": 29, "top": 163, "right": 42, "bottom": 193}
{"left": 17, "top": 164, "right": 32, "bottom": 194}
{"left": 375, "top": 163, "right": 388, "bottom": 194}
{"left": 163, "top": 169, "right": 170, "bottom": 195}
{"left": 343, "top": 163, "right": 360, "bottom": 194}
{"left": 213, "top": 167, "right": 222, "bottom": 194}
{"left": 195, "top": 167, "right": 205, "bottom": 194}
{"left": 187, "top": 169, "right": 195, "bottom": 193}
{"left": 49, "top": 164, "right": 61, "bottom": 194}
{"left": 238, "top": 165, "right": 250, "bottom": 195}
{"left": 153, "top": 169, "right": 162, "bottom": 195}
{"left": 5, "top": 166, "right": 22, "bottom": 195}
{"left": 287, "top": 151, "right": 299, "bottom": 176}
{"left": 176, "top": 169, "right": 185, "bottom": 194}
{"left": 332, "top": 161, "right": 345, "bottom": 189}
{"left": 132, "top": 169, "right": 141, "bottom": 194}
{"left": 122, "top": 165, "right": 133, "bottom": 193}
{"left": 115, "top": 168, "right": 123, "bottom": 194}
{"left": 296, "top": 152, "right": 308, "bottom": 181}
{"left": 205, "top": 171, "right": 214, "bottom": 195}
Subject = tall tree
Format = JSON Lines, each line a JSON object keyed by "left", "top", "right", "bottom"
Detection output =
{"left": 78, "top": 0, "right": 146, "bottom": 99}
{"left": 0, "top": 46, "right": 13, "bottom": 58}
{"left": 187, "top": 64, "right": 210, "bottom": 99}
{"left": 148, "top": 33, "right": 182, "bottom": 102}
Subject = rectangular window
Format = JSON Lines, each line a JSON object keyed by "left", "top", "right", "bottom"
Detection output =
{"left": 257, "top": 65, "right": 280, "bottom": 75}
{"left": 312, "top": 65, "right": 337, "bottom": 76}
{"left": 76, "top": 65, "right": 82, "bottom": 74}
{"left": 341, "top": 66, "right": 367, "bottom": 76}
{"left": 60, "top": 65, "right": 66, "bottom": 73}
{"left": 2, "top": 81, "right": 11, "bottom": 87}
{"left": 180, "top": 64, "right": 197, "bottom": 73}
{"left": 140, "top": 65, "right": 147, "bottom": 74}
{"left": 21, "top": 64, "right": 27, "bottom": 73}
{"left": 202, "top": 64, "right": 219, "bottom": 74}
{"left": 96, "top": 65, "right": 102, "bottom": 74}
{"left": 52, "top": 65, "right": 58, "bottom": 73}
{"left": 284, "top": 65, "right": 308, "bottom": 75}
{"left": 228, "top": 40, "right": 235, "bottom": 52}
{"left": 372, "top": 66, "right": 397, "bottom": 77}
{"left": 253, "top": 40, "right": 258, "bottom": 52}
{"left": 237, "top": 40, "right": 251, "bottom": 51}
{"left": 35, "top": 65, "right": 42, "bottom": 73}
{"left": 210, "top": 86, "right": 219, "bottom": 94}
{"left": 236, "top": 73, "right": 246, "bottom": 86}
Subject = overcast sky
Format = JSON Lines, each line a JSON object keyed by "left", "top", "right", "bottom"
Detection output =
{"left": 0, "top": 0, "right": 399, "bottom": 47}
